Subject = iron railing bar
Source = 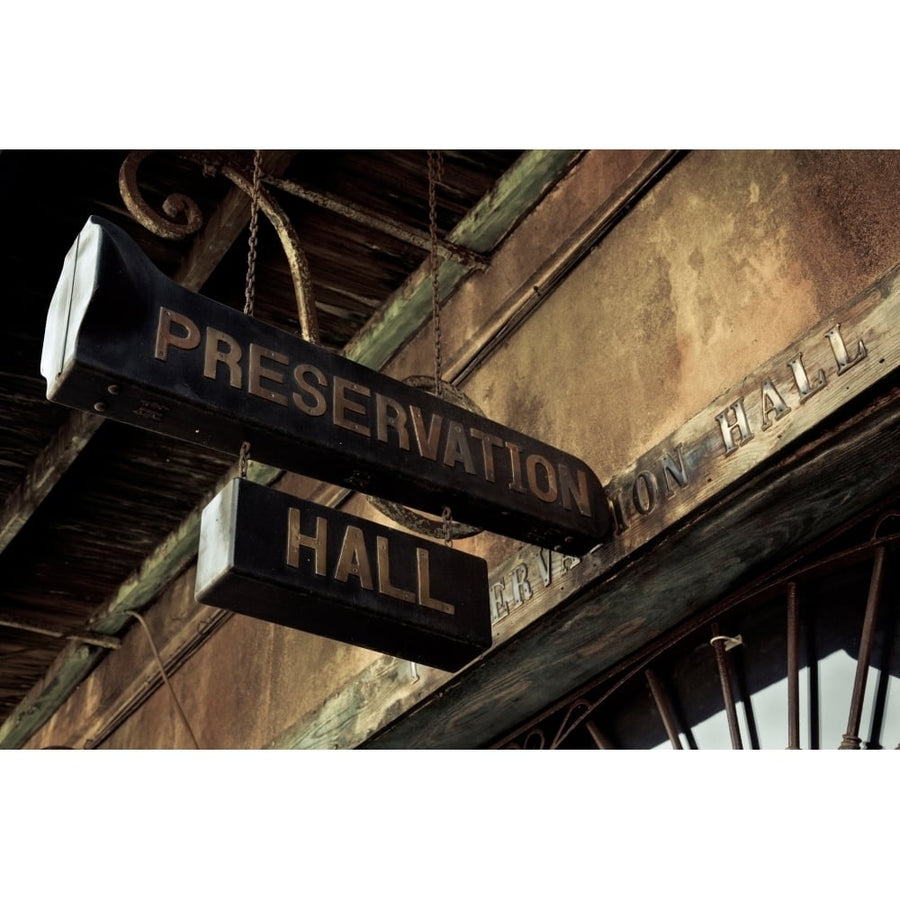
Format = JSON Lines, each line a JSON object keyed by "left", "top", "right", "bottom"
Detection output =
{"left": 584, "top": 719, "right": 615, "bottom": 749}
{"left": 645, "top": 667, "right": 684, "bottom": 749}
{"left": 806, "top": 599, "right": 820, "bottom": 749}
{"left": 711, "top": 623, "right": 744, "bottom": 749}
{"left": 839, "top": 545, "right": 887, "bottom": 748}
{"left": 865, "top": 575, "right": 897, "bottom": 749}
{"left": 787, "top": 582, "right": 801, "bottom": 749}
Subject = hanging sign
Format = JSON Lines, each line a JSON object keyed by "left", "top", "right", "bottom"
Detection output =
{"left": 195, "top": 478, "right": 491, "bottom": 671}
{"left": 41, "top": 217, "right": 612, "bottom": 553}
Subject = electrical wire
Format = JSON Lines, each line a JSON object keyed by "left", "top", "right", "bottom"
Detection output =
{"left": 127, "top": 610, "right": 201, "bottom": 749}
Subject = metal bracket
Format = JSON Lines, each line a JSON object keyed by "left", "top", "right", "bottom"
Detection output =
{"left": 709, "top": 634, "right": 743, "bottom": 651}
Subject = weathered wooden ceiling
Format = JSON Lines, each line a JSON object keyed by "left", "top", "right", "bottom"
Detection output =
{"left": 0, "top": 148, "right": 581, "bottom": 743}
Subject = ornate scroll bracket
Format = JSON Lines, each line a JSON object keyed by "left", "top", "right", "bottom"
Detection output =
{"left": 118, "top": 150, "right": 320, "bottom": 344}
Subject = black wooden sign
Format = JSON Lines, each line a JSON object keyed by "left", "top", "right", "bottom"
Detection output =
{"left": 41, "top": 216, "right": 612, "bottom": 553}
{"left": 196, "top": 478, "right": 491, "bottom": 671}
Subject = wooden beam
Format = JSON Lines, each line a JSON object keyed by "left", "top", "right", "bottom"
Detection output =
{"left": 0, "top": 613, "right": 121, "bottom": 650}
{"left": 175, "top": 151, "right": 296, "bottom": 291}
{"left": 343, "top": 150, "right": 584, "bottom": 372}
{"left": 0, "top": 461, "right": 278, "bottom": 749}
{"left": 0, "top": 409, "right": 102, "bottom": 555}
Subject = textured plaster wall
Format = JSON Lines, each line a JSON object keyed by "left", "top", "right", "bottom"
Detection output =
{"left": 28, "top": 150, "right": 900, "bottom": 749}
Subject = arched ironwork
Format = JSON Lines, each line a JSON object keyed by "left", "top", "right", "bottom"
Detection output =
{"left": 118, "top": 150, "right": 320, "bottom": 344}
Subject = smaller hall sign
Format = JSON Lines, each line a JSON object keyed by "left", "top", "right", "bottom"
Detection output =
{"left": 196, "top": 479, "right": 491, "bottom": 671}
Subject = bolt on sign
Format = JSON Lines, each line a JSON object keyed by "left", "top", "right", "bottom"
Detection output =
{"left": 196, "top": 479, "right": 491, "bottom": 670}
{"left": 41, "top": 217, "right": 611, "bottom": 554}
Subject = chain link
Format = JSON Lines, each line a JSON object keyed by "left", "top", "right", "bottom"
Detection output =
{"left": 239, "top": 152, "right": 262, "bottom": 474}
{"left": 428, "top": 150, "right": 444, "bottom": 399}
{"left": 243, "top": 149, "right": 263, "bottom": 316}
{"left": 430, "top": 152, "right": 453, "bottom": 544}
{"left": 441, "top": 505, "right": 453, "bottom": 547}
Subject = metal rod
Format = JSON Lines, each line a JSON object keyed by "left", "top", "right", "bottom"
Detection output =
{"left": 584, "top": 719, "right": 615, "bottom": 749}
{"left": 839, "top": 545, "right": 886, "bottom": 749}
{"left": 264, "top": 175, "right": 490, "bottom": 270}
{"left": 0, "top": 613, "right": 121, "bottom": 650}
{"left": 645, "top": 667, "right": 683, "bottom": 749}
{"left": 786, "top": 582, "right": 801, "bottom": 749}
{"left": 711, "top": 623, "right": 743, "bottom": 749}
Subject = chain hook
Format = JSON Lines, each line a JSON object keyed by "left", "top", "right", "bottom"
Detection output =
{"left": 239, "top": 440, "right": 251, "bottom": 479}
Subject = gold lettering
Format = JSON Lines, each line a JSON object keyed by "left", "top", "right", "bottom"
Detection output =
{"left": 410, "top": 405, "right": 442, "bottom": 460}
{"left": 154, "top": 307, "right": 200, "bottom": 361}
{"left": 286, "top": 508, "right": 328, "bottom": 576}
{"left": 415, "top": 548, "right": 455, "bottom": 615}
{"left": 292, "top": 364, "right": 327, "bottom": 416}
{"left": 442, "top": 420, "right": 477, "bottom": 474}
{"left": 526, "top": 454, "right": 558, "bottom": 503}
{"left": 203, "top": 327, "right": 242, "bottom": 388}
{"left": 334, "top": 525, "right": 373, "bottom": 589}
{"left": 559, "top": 464, "right": 592, "bottom": 516}
{"left": 333, "top": 377, "right": 371, "bottom": 436}
{"left": 506, "top": 441, "right": 527, "bottom": 493}
{"left": 376, "top": 536, "right": 415, "bottom": 603}
{"left": 469, "top": 428, "right": 505, "bottom": 482}
{"left": 375, "top": 393, "right": 410, "bottom": 450}
{"left": 248, "top": 342, "right": 289, "bottom": 406}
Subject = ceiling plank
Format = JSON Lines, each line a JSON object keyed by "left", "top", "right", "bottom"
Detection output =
{"left": 0, "top": 409, "right": 102, "bottom": 555}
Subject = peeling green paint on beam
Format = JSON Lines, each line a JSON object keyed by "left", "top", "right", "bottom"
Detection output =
{"left": 0, "top": 461, "right": 281, "bottom": 748}
{"left": 89, "top": 461, "right": 282, "bottom": 636}
{"left": 343, "top": 150, "right": 582, "bottom": 373}
{"left": 0, "top": 643, "right": 104, "bottom": 749}
{"left": 452, "top": 150, "right": 585, "bottom": 253}
{"left": 346, "top": 258, "right": 469, "bottom": 372}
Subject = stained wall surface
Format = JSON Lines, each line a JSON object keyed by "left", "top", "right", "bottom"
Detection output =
{"left": 27, "top": 150, "right": 900, "bottom": 750}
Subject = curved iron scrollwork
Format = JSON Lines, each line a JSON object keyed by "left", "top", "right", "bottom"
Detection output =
{"left": 117, "top": 150, "right": 320, "bottom": 344}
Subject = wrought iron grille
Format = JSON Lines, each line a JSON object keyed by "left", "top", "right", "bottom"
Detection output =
{"left": 493, "top": 495, "right": 900, "bottom": 749}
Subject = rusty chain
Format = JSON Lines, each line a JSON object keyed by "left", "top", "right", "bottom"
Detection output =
{"left": 239, "top": 440, "right": 251, "bottom": 478}
{"left": 441, "top": 505, "right": 453, "bottom": 547}
{"left": 238, "top": 150, "right": 263, "bottom": 472}
{"left": 428, "top": 150, "right": 444, "bottom": 399}
{"left": 243, "top": 149, "right": 262, "bottom": 316}
{"left": 429, "top": 150, "right": 453, "bottom": 543}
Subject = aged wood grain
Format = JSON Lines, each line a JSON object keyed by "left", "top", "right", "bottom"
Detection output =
{"left": 0, "top": 409, "right": 103, "bottom": 555}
